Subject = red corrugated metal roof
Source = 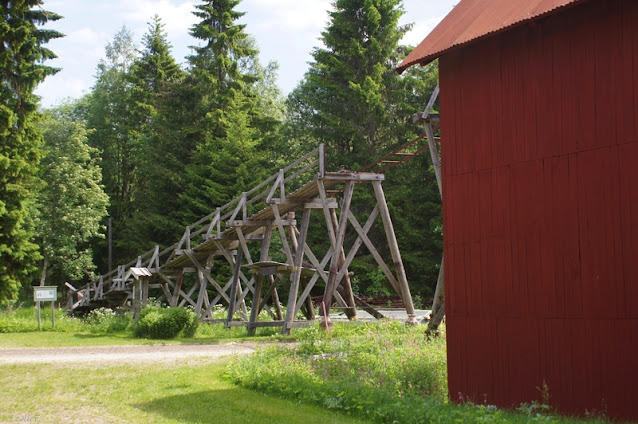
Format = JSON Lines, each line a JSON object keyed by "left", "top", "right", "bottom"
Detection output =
{"left": 397, "top": 0, "right": 585, "bottom": 73}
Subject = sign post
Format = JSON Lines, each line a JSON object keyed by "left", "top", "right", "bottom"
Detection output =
{"left": 34, "top": 286, "right": 57, "bottom": 330}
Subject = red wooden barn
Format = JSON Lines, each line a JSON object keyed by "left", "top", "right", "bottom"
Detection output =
{"left": 398, "top": 0, "right": 638, "bottom": 420}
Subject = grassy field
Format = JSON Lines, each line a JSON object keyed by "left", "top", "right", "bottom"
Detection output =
{"left": 0, "top": 306, "right": 288, "bottom": 348}
{"left": 0, "top": 360, "right": 369, "bottom": 424}
{"left": 0, "top": 306, "right": 618, "bottom": 423}
{"left": 229, "top": 321, "right": 613, "bottom": 424}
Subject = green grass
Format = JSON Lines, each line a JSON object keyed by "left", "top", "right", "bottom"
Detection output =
{"left": 0, "top": 360, "right": 369, "bottom": 424}
{"left": 228, "top": 321, "right": 613, "bottom": 424}
{"left": 0, "top": 306, "right": 290, "bottom": 348}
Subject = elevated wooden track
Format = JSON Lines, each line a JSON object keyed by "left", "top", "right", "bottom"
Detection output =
{"left": 69, "top": 89, "right": 443, "bottom": 334}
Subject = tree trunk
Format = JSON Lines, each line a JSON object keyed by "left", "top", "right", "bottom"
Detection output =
{"left": 39, "top": 257, "right": 48, "bottom": 286}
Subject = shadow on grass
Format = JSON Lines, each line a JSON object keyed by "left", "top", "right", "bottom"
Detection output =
{"left": 71, "top": 332, "right": 136, "bottom": 340}
{"left": 135, "top": 388, "right": 366, "bottom": 424}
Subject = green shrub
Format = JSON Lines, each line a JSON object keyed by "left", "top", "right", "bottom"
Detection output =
{"left": 84, "top": 307, "right": 130, "bottom": 333}
{"left": 134, "top": 306, "right": 198, "bottom": 339}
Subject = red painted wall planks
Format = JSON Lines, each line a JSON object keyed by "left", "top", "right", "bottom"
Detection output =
{"left": 440, "top": 0, "right": 638, "bottom": 420}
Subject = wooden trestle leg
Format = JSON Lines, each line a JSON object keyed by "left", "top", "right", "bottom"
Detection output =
{"left": 372, "top": 180, "right": 418, "bottom": 324}
{"left": 283, "top": 208, "right": 312, "bottom": 335}
{"left": 248, "top": 227, "right": 273, "bottom": 335}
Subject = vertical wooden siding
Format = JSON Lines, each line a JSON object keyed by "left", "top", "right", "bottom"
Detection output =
{"left": 440, "top": 0, "right": 638, "bottom": 419}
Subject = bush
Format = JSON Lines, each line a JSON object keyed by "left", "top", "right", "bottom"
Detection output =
{"left": 134, "top": 306, "right": 198, "bottom": 339}
{"left": 84, "top": 307, "right": 130, "bottom": 333}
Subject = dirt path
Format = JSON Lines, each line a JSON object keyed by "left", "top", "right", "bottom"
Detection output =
{"left": 0, "top": 342, "right": 258, "bottom": 365}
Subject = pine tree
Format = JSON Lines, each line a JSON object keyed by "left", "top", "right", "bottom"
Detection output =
{"left": 0, "top": 1, "right": 62, "bottom": 304}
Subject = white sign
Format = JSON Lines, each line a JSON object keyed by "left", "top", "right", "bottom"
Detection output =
{"left": 34, "top": 286, "right": 57, "bottom": 301}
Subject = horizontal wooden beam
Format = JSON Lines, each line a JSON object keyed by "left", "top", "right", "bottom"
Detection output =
{"left": 285, "top": 321, "right": 314, "bottom": 329}
{"left": 203, "top": 234, "right": 264, "bottom": 241}
{"left": 266, "top": 198, "right": 338, "bottom": 209}
{"left": 247, "top": 320, "right": 285, "bottom": 328}
{"left": 226, "top": 219, "right": 296, "bottom": 227}
{"left": 321, "top": 172, "right": 384, "bottom": 181}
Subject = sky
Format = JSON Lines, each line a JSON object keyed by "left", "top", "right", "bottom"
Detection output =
{"left": 35, "top": 0, "right": 457, "bottom": 108}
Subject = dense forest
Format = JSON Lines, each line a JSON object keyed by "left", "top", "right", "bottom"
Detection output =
{"left": 0, "top": 0, "right": 440, "bottom": 306}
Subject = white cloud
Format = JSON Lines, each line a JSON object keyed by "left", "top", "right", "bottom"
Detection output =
{"left": 36, "top": 74, "right": 90, "bottom": 107}
{"left": 242, "top": 0, "right": 330, "bottom": 32}
{"left": 114, "top": 0, "right": 198, "bottom": 33}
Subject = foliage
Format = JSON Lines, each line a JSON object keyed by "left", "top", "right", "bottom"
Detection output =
{"left": 229, "top": 322, "right": 611, "bottom": 424}
{"left": 284, "top": 0, "right": 442, "bottom": 297}
{"left": 364, "top": 267, "right": 392, "bottom": 297}
{"left": 229, "top": 321, "right": 448, "bottom": 419}
{"left": 0, "top": 305, "right": 85, "bottom": 333}
{"left": 134, "top": 305, "right": 198, "bottom": 339}
{"left": 36, "top": 103, "right": 109, "bottom": 286}
{"left": 84, "top": 27, "right": 140, "bottom": 265}
{"left": 178, "top": 0, "right": 276, "bottom": 225}
{"left": 126, "top": 15, "right": 187, "bottom": 254}
{"left": 287, "top": 0, "right": 410, "bottom": 166}
{"left": 84, "top": 307, "right": 130, "bottom": 333}
{"left": 0, "top": 0, "right": 62, "bottom": 305}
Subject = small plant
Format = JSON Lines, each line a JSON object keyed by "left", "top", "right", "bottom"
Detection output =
{"left": 412, "top": 294, "right": 423, "bottom": 309}
{"left": 365, "top": 267, "right": 392, "bottom": 297}
{"left": 84, "top": 307, "right": 130, "bottom": 333}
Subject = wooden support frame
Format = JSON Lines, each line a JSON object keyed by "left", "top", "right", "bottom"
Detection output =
{"left": 81, "top": 143, "right": 418, "bottom": 334}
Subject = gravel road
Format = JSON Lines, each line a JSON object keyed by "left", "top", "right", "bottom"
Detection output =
{"left": 0, "top": 343, "right": 258, "bottom": 365}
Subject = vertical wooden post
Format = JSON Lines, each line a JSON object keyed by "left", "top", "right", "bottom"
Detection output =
{"left": 141, "top": 277, "right": 149, "bottom": 308}
{"left": 248, "top": 226, "right": 273, "bottom": 335}
{"left": 329, "top": 208, "right": 357, "bottom": 320}
{"left": 422, "top": 82, "right": 445, "bottom": 331}
{"left": 271, "top": 284, "right": 284, "bottom": 320}
{"left": 226, "top": 248, "right": 244, "bottom": 325}
{"left": 283, "top": 208, "right": 311, "bottom": 335}
{"left": 321, "top": 180, "right": 354, "bottom": 325}
{"left": 372, "top": 180, "right": 417, "bottom": 324}
{"left": 171, "top": 269, "right": 184, "bottom": 307}
{"left": 288, "top": 219, "right": 315, "bottom": 320}
{"left": 51, "top": 301, "right": 55, "bottom": 330}
{"left": 318, "top": 144, "right": 325, "bottom": 178}
{"left": 37, "top": 301, "right": 41, "bottom": 331}
{"left": 195, "top": 266, "right": 209, "bottom": 318}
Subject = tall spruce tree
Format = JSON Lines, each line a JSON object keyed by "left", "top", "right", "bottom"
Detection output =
{"left": 179, "top": 0, "right": 270, "bottom": 224}
{"left": 127, "top": 16, "right": 186, "bottom": 252}
{"left": 288, "top": 0, "right": 409, "bottom": 168}
{"left": 0, "top": 1, "right": 62, "bottom": 303}
{"left": 286, "top": 0, "right": 442, "bottom": 297}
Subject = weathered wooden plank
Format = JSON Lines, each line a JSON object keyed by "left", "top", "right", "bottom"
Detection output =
{"left": 372, "top": 181, "right": 416, "bottom": 323}
{"left": 322, "top": 180, "right": 354, "bottom": 319}
{"left": 283, "top": 207, "right": 312, "bottom": 335}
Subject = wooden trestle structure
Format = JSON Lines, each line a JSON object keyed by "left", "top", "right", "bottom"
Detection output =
{"left": 68, "top": 143, "right": 440, "bottom": 333}
{"left": 68, "top": 83, "right": 444, "bottom": 334}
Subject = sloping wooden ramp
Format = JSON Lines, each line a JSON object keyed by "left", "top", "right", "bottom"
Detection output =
{"left": 72, "top": 143, "right": 436, "bottom": 333}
